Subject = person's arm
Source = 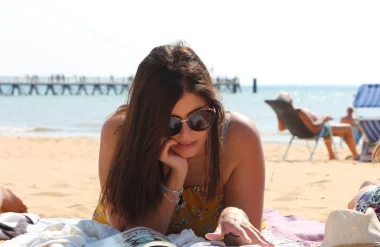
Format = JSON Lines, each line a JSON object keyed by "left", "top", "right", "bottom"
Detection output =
{"left": 277, "top": 117, "right": 286, "bottom": 131}
{"left": 99, "top": 114, "right": 188, "bottom": 233}
{"left": 98, "top": 114, "right": 128, "bottom": 231}
{"left": 206, "top": 112, "right": 270, "bottom": 246}
{"left": 298, "top": 109, "right": 330, "bottom": 133}
{"left": 348, "top": 184, "right": 378, "bottom": 209}
{"left": 224, "top": 113, "right": 265, "bottom": 231}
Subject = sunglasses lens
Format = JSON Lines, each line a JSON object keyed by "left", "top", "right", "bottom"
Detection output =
{"left": 169, "top": 118, "right": 182, "bottom": 136}
{"left": 188, "top": 110, "right": 215, "bottom": 131}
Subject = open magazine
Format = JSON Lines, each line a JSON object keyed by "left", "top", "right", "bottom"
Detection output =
{"left": 87, "top": 227, "right": 176, "bottom": 247}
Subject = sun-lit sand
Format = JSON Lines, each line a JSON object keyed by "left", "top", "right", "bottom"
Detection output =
{"left": 1, "top": 136, "right": 379, "bottom": 222}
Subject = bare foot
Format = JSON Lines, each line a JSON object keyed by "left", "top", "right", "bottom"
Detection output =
{"left": 0, "top": 185, "right": 28, "bottom": 213}
{"left": 329, "top": 155, "right": 337, "bottom": 160}
{"left": 345, "top": 155, "right": 360, "bottom": 161}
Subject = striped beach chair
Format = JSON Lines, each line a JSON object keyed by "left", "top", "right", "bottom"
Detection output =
{"left": 359, "top": 119, "right": 380, "bottom": 144}
{"left": 353, "top": 84, "right": 380, "bottom": 162}
{"left": 358, "top": 118, "right": 380, "bottom": 162}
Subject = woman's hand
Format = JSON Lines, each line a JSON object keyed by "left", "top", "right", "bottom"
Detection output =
{"left": 205, "top": 207, "right": 272, "bottom": 246}
{"left": 159, "top": 139, "right": 189, "bottom": 178}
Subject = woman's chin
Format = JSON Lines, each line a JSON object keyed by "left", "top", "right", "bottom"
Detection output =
{"left": 173, "top": 147, "right": 200, "bottom": 159}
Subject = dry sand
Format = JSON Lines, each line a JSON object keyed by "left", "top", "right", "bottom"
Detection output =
{"left": 1, "top": 136, "right": 379, "bottom": 222}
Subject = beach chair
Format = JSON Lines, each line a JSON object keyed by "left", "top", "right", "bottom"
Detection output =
{"left": 358, "top": 118, "right": 380, "bottom": 162}
{"left": 353, "top": 84, "right": 380, "bottom": 162}
{"left": 265, "top": 100, "right": 332, "bottom": 161}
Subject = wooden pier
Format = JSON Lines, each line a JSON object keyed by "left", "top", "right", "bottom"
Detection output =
{"left": 213, "top": 77, "right": 242, "bottom": 93}
{"left": 0, "top": 75, "right": 241, "bottom": 96}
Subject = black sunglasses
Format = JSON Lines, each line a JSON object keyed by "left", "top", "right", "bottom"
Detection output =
{"left": 169, "top": 109, "right": 216, "bottom": 136}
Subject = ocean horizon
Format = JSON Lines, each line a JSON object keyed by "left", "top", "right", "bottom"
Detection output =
{"left": 1, "top": 84, "right": 377, "bottom": 143}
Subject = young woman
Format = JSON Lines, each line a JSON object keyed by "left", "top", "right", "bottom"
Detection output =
{"left": 92, "top": 42, "right": 271, "bottom": 246}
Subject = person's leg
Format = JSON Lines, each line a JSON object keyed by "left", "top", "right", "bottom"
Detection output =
{"left": 323, "top": 136, "right": 336, "bottom": 160}
{"left": 331, "top": 125, "right": 359, "bottom": 159}
{"left": 348, "top": 181, "right": 378, "bottom": 209}
{"left": 359, "top": 180, "right": 378, "bottom": 189}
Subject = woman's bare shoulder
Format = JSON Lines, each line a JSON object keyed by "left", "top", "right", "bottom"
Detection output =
{"left": 223, "top": 111, "right": 261, "bottom": 158}
{"left": 227, "top": 111, "right": 260, "bottom": 139}
{"left": 222, "top": 112, "right": 265, "bottom": 196}
{"left": 102, "top": 110, "right": 126, "bottom": 136}
{"left": 98, "top": 110, "right": 126, "bottom": 186}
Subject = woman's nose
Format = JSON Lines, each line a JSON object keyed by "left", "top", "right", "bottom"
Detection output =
{"left": 178, "top": 121, "right": 192, "bottom": 136}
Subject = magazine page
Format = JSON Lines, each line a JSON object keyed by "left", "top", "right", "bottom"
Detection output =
{"left": 87, "top": 226, "right": 176, "bottom": 247}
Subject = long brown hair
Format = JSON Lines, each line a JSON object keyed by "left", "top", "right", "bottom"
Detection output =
{"left": 101, "top": 41, "right": 225, "bottom": 223}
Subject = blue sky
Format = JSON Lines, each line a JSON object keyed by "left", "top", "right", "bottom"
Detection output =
{"left": 1, "top": 1, "right": 380, "bottom": 85}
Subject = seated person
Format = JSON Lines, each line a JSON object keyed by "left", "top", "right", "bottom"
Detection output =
{"left": 276, "top": 92, "right": 359, "bottom": 160}
{"left": 347, "top": 141, "right": 380, "bottom": 219}
{"left": 0, "top": 184, "right": 28, "bottom": 213}
{"left": 340, "top": 107, "right": 362, "bottom": 144}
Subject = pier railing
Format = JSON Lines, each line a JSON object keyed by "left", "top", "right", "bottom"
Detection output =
{"left": 0, "top": 76, "right": 133, "bottom": 84}
{"left": 0, "top": 75, "right": 242, "bottom": 96}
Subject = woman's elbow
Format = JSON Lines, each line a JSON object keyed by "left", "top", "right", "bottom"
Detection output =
{"left": 108, "top": 219, "right": 126, "bottom": 231}
{"left": 106, "top": 208, "right": 128, "bottom": 231}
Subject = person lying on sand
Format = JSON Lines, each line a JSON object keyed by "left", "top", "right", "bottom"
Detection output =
{"left": 92, "top": 42, "right": 272, "bottom": 246}
{"left": 276, "top": 92, "right": 360, "bottom": 160}
{"left": 347, "top": 142, "right": 380, "bottom": 218}
{"left": 0, "top": 185, "right": 28, "bottom": 213}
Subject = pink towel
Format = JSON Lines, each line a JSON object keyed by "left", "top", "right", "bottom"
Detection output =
{"left": 263, "top": 208, "right": 324, "bottom": 247}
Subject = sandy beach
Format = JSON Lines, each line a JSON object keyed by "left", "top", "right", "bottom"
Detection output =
{"left": 1, "top": 136, "right": 379, "bottom": 223}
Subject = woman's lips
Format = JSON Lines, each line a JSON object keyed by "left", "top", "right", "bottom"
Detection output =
{"left": 175, "top": 141, "right": 197, "bottom": 149}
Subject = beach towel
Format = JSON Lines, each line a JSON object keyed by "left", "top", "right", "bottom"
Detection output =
{"left": 263, "top": 208, "right": 325, "bottom": 247}
{"left": 0, "top": 213, "right": 40, "bottom": 240}
{"left": 0, "top": 219, "right": 27, "bottom": 240}
{"left": 1, "top": 217, "right": 302, "bottom": 247}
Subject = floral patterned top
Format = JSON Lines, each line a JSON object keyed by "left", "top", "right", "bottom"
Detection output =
{"left": 92, "top": 185, "right": 225, "bottom": 237}
{"left": 355, "top": 185, "right": 380, "bottom": 220}
{"left": 168, "top": 185, "right": 225, "bottom": 236}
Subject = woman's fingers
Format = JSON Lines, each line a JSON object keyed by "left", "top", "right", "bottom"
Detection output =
{"left": 159, "top": 139, "right": 178, "bottom": 162}
{"left": 231, "top": 225, "right": 252, "bottom": 244}
{"left": 159, "top": 139, "right": 177, "bottom": 157}
{"left": 204, "top": 224, "right": 223, "bottom": 241}
{"left": 242, "top": 223, "right": 273, "bottom": 246}
{"left": 158, "top": 139, "right": 189, "bottom": 174}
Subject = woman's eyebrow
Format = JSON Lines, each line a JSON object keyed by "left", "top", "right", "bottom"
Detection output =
{"left": 172, "top": 105, "right": 208, "bottom": 118}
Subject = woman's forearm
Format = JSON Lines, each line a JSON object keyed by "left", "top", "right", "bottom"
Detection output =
{"left": 123, "top": 170, "right": 186, "bottom": 234}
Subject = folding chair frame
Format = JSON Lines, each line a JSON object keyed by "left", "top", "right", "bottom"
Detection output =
{"left": 283, "top": 128, "right": 334, "bottom": 161}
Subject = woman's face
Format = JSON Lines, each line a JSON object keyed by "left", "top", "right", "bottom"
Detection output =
{"left": 169, "top": 92, "right": 210, "bottom": 159}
